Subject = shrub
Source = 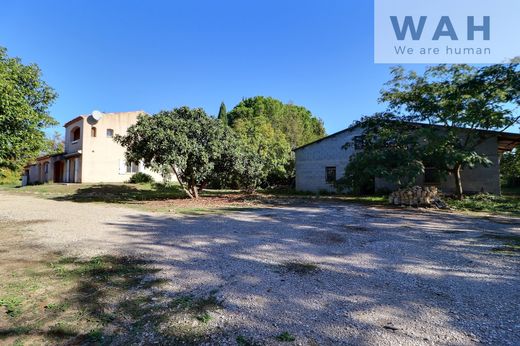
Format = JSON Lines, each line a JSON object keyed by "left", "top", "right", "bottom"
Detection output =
{"left": 128, "top": 172, "right": 154, "bottom": 184}
{"left": 0, "top": 168, "right": 21, "bottom": 185}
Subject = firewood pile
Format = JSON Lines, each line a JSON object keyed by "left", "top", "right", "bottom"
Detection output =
{"left": 389, "top": 186, "right": 447, "bottom": 208}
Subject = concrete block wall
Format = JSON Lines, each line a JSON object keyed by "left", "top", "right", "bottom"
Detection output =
{"left": 297, "top": 127, "right": 502, "bottom": 195}
{"left": 295, "top": 127, "right": 362, "bottom": 192}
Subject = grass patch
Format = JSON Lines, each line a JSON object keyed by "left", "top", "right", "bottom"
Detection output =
{"left": 0, "top": 250, "right": 226, "bottom": 344}
{"left": 196, "top": 312, "right": 212, "bottom": 323}
{"left": 237, "top": 335, "right": 260, "bottom": 346}
{"left": 480, "top": 233, "right": 520, "bottom": 255}
{"left": 276, "top": 331, "right": 296, "bottom": 342}
{"left": 0, "top": 219, "right": 232, "bottom": 345}
{"left": 0, "top": 182, "right": 186, "bottom": 204}
{"left": 280, "top": 261, "right": 320, "bottom": 275}
{"left": 0, "top": 183, "right": 265, "bottom": 214}
{"left": 0, "top": 296, "right": 23, "bottom": 317}
{"left": 447, "top": 193, "right": 520, "bottom": 217}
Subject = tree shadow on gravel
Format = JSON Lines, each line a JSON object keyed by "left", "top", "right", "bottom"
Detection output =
{"left": 0, "top": 252, "right": 239, "bottom": 345}
{"left": 52, "top": 184, "right": 186, "bottom": 203}
{"left": 4, "top": 203, "right": 519, "bottom": 345}
{"left": 98, "top": 204, "right": 520, "bottom": 345}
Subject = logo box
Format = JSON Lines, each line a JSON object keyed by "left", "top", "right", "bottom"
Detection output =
{"left": 374, "top": 0, "right": 520, "bottom": 63}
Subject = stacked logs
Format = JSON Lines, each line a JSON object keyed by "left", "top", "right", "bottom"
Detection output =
{"left": 389, "top": 186, "right": 446, "bottom": 208}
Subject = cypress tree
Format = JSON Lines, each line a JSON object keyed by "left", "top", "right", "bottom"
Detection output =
{"left": 218, "top": 102, "right": 228, "bottom": 125}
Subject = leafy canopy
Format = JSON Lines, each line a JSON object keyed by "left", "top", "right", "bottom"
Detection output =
{"left": 217, "top": 101, "right": 228, "bottom": 125}
{"left": 0, "top": 46, "right": 58, "bottom": 170}
{"left": 343, "top": 64, "right": 520, "bottom": 197}
{"left": 115, "top": 107, "right": 261, "bottom": 198}
{"left": 227, "top": 96, "right": 325, "bottom": 185}
{"left": 338, "top": 113, "right": 425, "bottom": 193}
{"left": 501, "top": 148, "right": 520, "bottom": 187}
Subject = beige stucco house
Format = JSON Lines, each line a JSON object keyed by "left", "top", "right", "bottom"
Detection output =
{"left": 23, "top": 111, "right": 163, "bottom": 185}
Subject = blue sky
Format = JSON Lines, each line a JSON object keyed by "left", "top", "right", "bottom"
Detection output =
{"left": 2, "top": 0, "right": 402, "bottom": 135}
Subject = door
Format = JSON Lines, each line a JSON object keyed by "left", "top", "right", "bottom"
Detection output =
{"left": 54, "top": 161, "right": 63, "bottom": 182}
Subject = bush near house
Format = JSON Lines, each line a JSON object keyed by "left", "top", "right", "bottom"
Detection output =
{"left": 128, "top": 172, "right": 154, "bottom": 184}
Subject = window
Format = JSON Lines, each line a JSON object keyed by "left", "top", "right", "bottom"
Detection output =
{"left": 44, "top": 163, "right": 49, "bottom": 174}
{"left": 106, "top": 129, "right": 114, "bottom": 138}
{"left": 91, "top": 127, "right": 97, "bottom": 137}
{"left": 71, "top": 127, "right": 81, "bottom": 142}
{"left": 353, "top": 136, "right": 365, "bottom": 150}
{"left": 325, "top": 166, "right": 336, "bottom": 183}
{"left": 126, "top": 162, "right": 139, "bottom": 174}
{"left": 424, "top": 167, "right": 440, "bottom": 184}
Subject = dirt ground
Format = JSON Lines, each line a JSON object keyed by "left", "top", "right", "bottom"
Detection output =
{"left": 0, "top": 192, "right": 519, "bottom": 345}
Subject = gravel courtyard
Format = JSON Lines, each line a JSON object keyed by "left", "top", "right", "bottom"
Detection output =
{"left": 1, "top": 193, "right": 519, "bottom": 345}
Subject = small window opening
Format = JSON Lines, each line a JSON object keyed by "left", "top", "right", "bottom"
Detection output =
{"left": 91, "top": 127, "right": 97, "bottom": 137}
{"left": 424, "top": 167, "right": 441, "bottom": 184}
{"left": 326, "top": 166, "right": 336, "bottom": 183}
{"left": 126, "top": 162, "right": 139, "bottom": 173}
{"left": 353, "top": 136, "right": 365, "bottom": 150}
{"left": 72, "top": 127, "right": 81, "bottom": 141}
{"left": 106, "top": 129, "right": 114, "bottom": 138}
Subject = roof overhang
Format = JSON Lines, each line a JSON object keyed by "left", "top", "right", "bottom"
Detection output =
{"left": 63, "top": 116, "right": 84, "bottom": 128}
{"left": 64, "top": 151, "right": 82, "bottom": 159}
{"left": 497, "top": 133, "right": 520, "bottom": 153}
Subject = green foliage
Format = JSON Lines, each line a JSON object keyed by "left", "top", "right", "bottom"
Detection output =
{"left": 337, "top": 114, "right": 426, "bottom": 192}
{"left": 228, "top": 96, "right": 325, "bottom": 185}
{"left": 115, "top": 107, "right": 252, "bottom": 198}
{"left": 41, "top": 131, "right": 64, "bottom": 156}
{"left": 233, "top": 115, "right": 292, "bottom": 185}
{"left": 0, "top": 167, "right": 21, "bottom": 185}
{"left": 195, "top": 312, "right": 212, "bottom": 323}
{"left": 0, "top": 46, "right": 58, "bottom": 170}
{"left": 217, "top": 101, "right": 228, "bottom": 125}
{"left": 206, "top": 133, "right": 265, "bottom": 192}
{"left": 345, "top": 64, "right": 519, "bottom": 198}
{"left": 501, "top": 148, "right": 520, "bottom": 187}
{"left": 275, "top": 331, "right": 296, "bottom": 342}
{"left": 128, "top": 172, "right": 154, "bottom": 184}
{"left": 447, "top": 192, "right": 520, "bottom": 217}
{"left": 0, "top": 296, "right": 24, "bottom": 317}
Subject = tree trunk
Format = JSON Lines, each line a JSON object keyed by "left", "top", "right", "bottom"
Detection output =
{"left": 189, "top": 176, "right": 199, "bottom": 199}
{"left": 171, "top": 166, "right": 194, "bottom": 199}
{"left": 453, "top": 164, "right": 463, "bottom": 200}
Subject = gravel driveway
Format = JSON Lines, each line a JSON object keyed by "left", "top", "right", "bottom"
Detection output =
{"left": 1, "top": 193, "right": 519, "bottom": 345}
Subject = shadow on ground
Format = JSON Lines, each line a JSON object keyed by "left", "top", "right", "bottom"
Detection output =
{"left": 2, "top": 202, "right": 520, "bottom": 345}
{"left": 100, "top": 204, "right": 520, "bottom": 344}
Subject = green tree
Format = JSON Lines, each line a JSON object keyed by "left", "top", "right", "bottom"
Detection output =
{"left": 337, "top": 113, "right": 425, "bottom": 193}
{"left": 205, "top": 133, "right": 265, "bottom": 192}
{"left": 227, "top": 96, "right": 325, "bottom": 185}
{"left": 42, "top": 131, "right": 64, "bottom": 156}
{"left": 378, "top": 64, "right": 519, "bottom": 199}
{"left": 217, "top": 101, "right": 228, "bottom": 125}
{"left": 115, "top": 107, "right": 242, "bottom": 199}
{"left": 0, "top": 47, "right": 58, "bottom": 170}
{"left": 501, "top": 148, "right": 520, "bottom": 187}
{"left": 233, "top": 115, "right": 291, "bottom": 184}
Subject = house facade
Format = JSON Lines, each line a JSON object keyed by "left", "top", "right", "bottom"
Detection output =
{"left": 23, "top": 111, "right": 163, "bottom": 185}
{"left": 295, "top": 124, "right": 520, "bottom": 195}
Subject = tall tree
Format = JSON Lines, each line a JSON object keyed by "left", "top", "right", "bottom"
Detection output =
{"left": 115, "top": 107, "right": 248, "bottom": 198}
{"left": 42, "top": 131, "right": 64, "bottom": 156}
{"left": 227, "top": 96, "right": 325, "bottom": 185}
{"left": 337, "top": 113, "right": 426, "bottom": 193}
{"left": 378, "top": 64, "right": 520, "bottom": 199}
{"left": 217, "top": 101, "right": 228, "bottom": 125}
{"left": 0, "top": 47, "right": 58, "bottom": 170}
{"left": 501, "top": 148, "right": 520, "bottom": 187}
